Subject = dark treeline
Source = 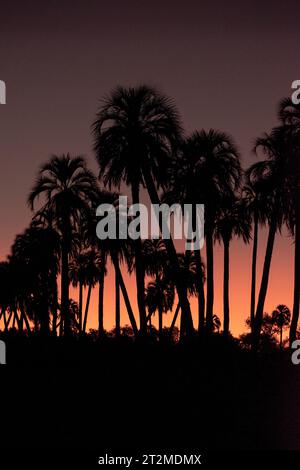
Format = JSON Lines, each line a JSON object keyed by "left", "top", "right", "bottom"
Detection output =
{"left": 0, "top": 86, "right": 300, "bottom": 353}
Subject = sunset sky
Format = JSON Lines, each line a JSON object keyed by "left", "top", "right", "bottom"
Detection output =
{"left": 0, "top": 0, "right": 299, "bottom": 335}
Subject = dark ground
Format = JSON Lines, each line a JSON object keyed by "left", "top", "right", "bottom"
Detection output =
{"left": 0, "top": 333, "right": 299, "bottom": 465}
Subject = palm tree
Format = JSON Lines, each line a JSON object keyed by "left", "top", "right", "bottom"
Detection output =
{"left": 83, "top": 190, "right": 138, "bottom": 337}
{"left": 145, "top": 277, "right": 174, "bottom": 338}
{"left": 252, "top": 128, "right": 287, "bottom": 348}
{"left": 28, "top": 154, "right": 97, "bottom": 335}
{"left": 110, "top": 239, "right": 135, "bottom": 337}
{"left": 177, "top": 130, "right": 241, "bottom": 333}
{"left": 243, "top": 168, "right": 270, "bottom": 331}
{"left": 164, "top": 149, "right": 206, "bottom": 335}
{"left": 69, "top": 250, "right": 103, "bottom": 333}
{"left": 10, "top": 225, "right": 60, "bottom": 335}
{"left": 93, "top": 85, "right": 194, "bottom": 336}
{"left": 214, "top": 197, "right": 251, "bottom": 335}
{"left": 142, "top": 238, "right": 168, "bottom": 324}
{"left": 271, "top": 304, "right": 291, "bottom": 349}
{"left": 168, "top": 251, "right": 205, "bottom": 337}
{"left": 212, "top": 314, "right": 221, "bottom": 333}
{"left": 69, "top": 254, "right": 85, "bottom": 333}
{"left": 0, "top": 262, "right": 11, "bottom": 331}
{"left": 174, "top": 251, "right": 199, "bottom": 337}
{"left": 81, "top": 250, "right": 102, "bottom": 333}
{"left": 278, "top": 98, "right": 300, "bottom": 344}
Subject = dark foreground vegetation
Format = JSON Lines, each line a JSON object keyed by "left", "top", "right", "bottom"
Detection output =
{"left": 0, "top": 331, "right": 298, "bottom": 452}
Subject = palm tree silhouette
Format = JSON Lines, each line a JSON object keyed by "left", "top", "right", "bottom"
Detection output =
{"left": 10, "top": 225, "right": 60, "bottom": 335}
{"left": 111, "top": 239, "right": 135, "bottom": 337}
{"left": 175, "top": 251, "right": 198, "bottom": 336}
{"left": 93, "top": 85, "right": 194, "bottom": 336}
{"left": 278, "top": 98, "right": 300, "bottom": 344}
{"left": 165, "top": 141, "right": 206, "bottom": 334}
{"left": 69, "top": 250, "right": 102, "bottom": 333}
{"left": 142, "top": 238, "right": 168, "bottom": 325}
{"left": 84, "top": 190, "right": 138, "bottom": 337}
{"left": 271, "top": 304, "right": 291, "bottom": 349}
{"left": 252, "top": 129, "right": 286, "bottom": 347}
{"left": 243, "top": 168, "right": 270, "bottom": 331}
{"left": 145, "top": 277, "right": 174, "bottom": 338}
{"left": 212, "top": 314, "right": 221, "bottom": 333}
{"left": 214, "top": 197, "right": 250, "bottom": 335}
{"left": 28, "top": 154, "right": 97, "bottom": 335}
{"left": 81, "top": 250, "right": 102, "bottom": 333}
{"left": 177, "top": 130, "right": 241, "bottom": 333}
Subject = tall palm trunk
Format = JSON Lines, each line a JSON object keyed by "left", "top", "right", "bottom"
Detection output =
{"left": 60, "top": 233, "right": 70, "bottom": 336}
{"left": 131, "top": 182, "right": 147, "bottom": 335}
{"left": 83, "top": 284, "right": 92, "bottom": 333}
{"left": 223, "top": 237, "right": 230, "bottom": 335}
{"left": 253, "top": 214, "right": 277, "bottom": 348}
{"left": 52, "top": 275, "right": 58, "bottom": 336}
{"left": 78, "top": 281, "right": 83, "bottom": 333}
{"left": 2, "top": 309, "right": 8, "bottom": 331}
{"left": 169, "top": 302, "right": 180, "bottom": 336}
{"left": 194, "top": 249, "right": 205, "bottom": 334}
{"left": 205, "top": 216, "right": 214, "bottom": 333}
{"left": 250, "top": 211, "right": 258, "bottom": 332}
{"left": 5, "top": 310, "right": 13, "bottom": 331}
{"left": 98, "top": 251, "right": 106, "bottom": 337}
{"left": 15, "top": 309, "right": 23, "bottom": 333}
{"left": 20, "top": 305, "right": 31, "bottom": 335}
{"left": 142, "top": 167, "right": 194, "bottom": 335}
{"left": 115, "top": 264, "right": 120, "bottom": 337}
{"left": 40, "top": 275, "right": 50, "bottom": 336}
{"left": 290, "top": 195, "right": 300, "bottom": 345}
{"left": 158, "top": 306, "right": 163, "bottom": 338}
{"left": 111, "top": 252, "right": 138, "bottom": 336}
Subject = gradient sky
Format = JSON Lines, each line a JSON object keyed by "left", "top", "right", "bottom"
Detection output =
{"left": 0, "top": 0, "right": 299, "bottom": 335}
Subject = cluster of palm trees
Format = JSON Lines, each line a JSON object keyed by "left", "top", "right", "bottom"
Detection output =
{"left": 0, "top": 85, "right": 299, "bottom": 348}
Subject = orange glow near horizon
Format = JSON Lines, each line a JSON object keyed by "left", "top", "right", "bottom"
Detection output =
{"left": 70, "top": 226, "right": 294, "bottom": 338}
{"left": 0, "top": 225, "right": 294, "bottom": 338}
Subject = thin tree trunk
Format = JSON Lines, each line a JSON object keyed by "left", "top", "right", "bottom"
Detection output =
{"left": 253, "top": 214, "right": 277, "bottom": 348}
{"left": 13, "top": 309, "right": 21, "bottom": 331}
{"left": 131, "top": 182, "right": 147, "bottom": 335}
{"left": 52, "top": 276, "right": 58, "bottom": 336}
{"left": 78, "top": 281, "right": 83, "bottom": 333}
{"left": 169, "top": 302, "right": 180, "bottom": 336}
{"left": 194, "top": 249, "right": 205, "bottom": 334}
{"left": 98, "top": 251, "right": 106, "bottom": 338}
{"left": 146, "top": 311, "right": 153, "bottom": 323}
{"left": 115, "top": 264, "right": 120, "bottom": 337}
{"left": 142, "top": 167, "right": 194, "bottom": 336}
{"left": 250, "top": 212, "right": 258, "bottom": 332}
{"left": 60, "top": 233, "right": 70, "bottom": 336}
{"left": 205, "top": 217, "right": 214, "bottom": 333}
{"left": 180, "top": 287, "right": 189, "bottom": 337}
{"left": 158, "top": 307, "right": 163, "bottom": 338}
{"left": 6, "top": 311, "right": 13, "bottom": 331}
{"left": 111, "top": 253, "right": 138, "bottom": 336}
{"left": 83, "top": 285, "right": 92, "bottom": 334}
{"left": 223, "top": 238, "right": 230, "bottom": 335}
{"left": 2, "top": 309, "right": 8, "bottom": 331}
{"left": 290, "top": 198, "right": 300, "bottom": 345}
{"left": 6, "top": 310, "right": 13, "bottom": 331}
{"left": 20, "top": 304, "right": 31, "bottom": 335}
